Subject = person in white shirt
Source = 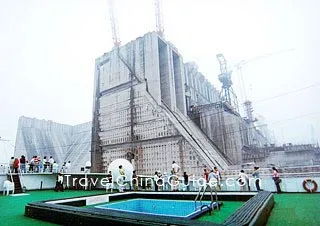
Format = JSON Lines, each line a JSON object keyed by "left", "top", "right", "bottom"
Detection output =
{"left": 66, "top": 161, "right": 71, "bottom": 173}
{"left": 238, "top": 170, "right": 248, "bottom": 191}
{"left": 162, "top": 172, "right": 169, "bottom": 191}
{"left": 52, "top": 162, "right": 59, "bottom": 173}
{"left": 208, "top": 169, "right": 218, "bottom": 189}
{"left": 172, "top": 161, "right": 180, "bottom": 174}
{"left": 42, "top": 156, "right": 47, "bottom": 172}
{"left": 214, "top": 167, "right": 222, "bottom": 190}
{"left": 49, "top": 156, "right": 54, "bottom": 172}
{"left": 171, "top": 161, "right": 180, "bottom": 191}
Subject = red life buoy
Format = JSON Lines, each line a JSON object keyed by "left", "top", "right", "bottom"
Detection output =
{"left": 302, "top": 179, "right": 318, "bottom": 193}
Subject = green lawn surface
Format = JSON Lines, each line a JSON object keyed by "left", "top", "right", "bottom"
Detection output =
{"left": 267, "top": 193, "right": 320, "bottom": 226}
{"left": 0, "top": 190, "right": 105, "bottom": 226}
{"left": 1, "top": 191, "right": 319, "bottom": 225}
{"left": 197, "top": 201, "right": 244, "bottom": 223}
{"left": 198, "top": 193, "right": 320, "bottom": 225}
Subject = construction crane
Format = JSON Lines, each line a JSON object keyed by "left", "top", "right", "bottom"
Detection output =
{"left": 108, "top": 0, "right": 121, "bottom": 47}
{"left": 216, "top": 54, "right": 239, "bottom": 112}
{"left": 155, "top": 0, "right": 164, "bottom": 38}
{"left": 231, "top": 48, "right": 295, "bottom": 103}
{"left": 231, "top": 49, "right": 295, "bottom": 124}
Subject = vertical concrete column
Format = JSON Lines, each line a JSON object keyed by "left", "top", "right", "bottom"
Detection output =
{"left": 172, "top": 51, "right": 186, "bottom": 115}
{"left": 144, "top": 33, "right": 162, "bottom": 104}
{"left": 159, "top": 38, "right": 175, "bottom": 109}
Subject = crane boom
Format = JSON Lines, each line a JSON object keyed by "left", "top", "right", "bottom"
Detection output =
{"left": 231, "top": 48, "right": 295, "bottom": 102}
{"left": 108, "top": 0, "right": 121, "bottom": 47}
{"left": 155, "top": 0, "right": 164, "bottom": 37}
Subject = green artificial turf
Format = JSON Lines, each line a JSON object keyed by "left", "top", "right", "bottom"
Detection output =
{"left": 0, "top": 190, "right": 105, "bottom": 226}
{"left": 267, "top": 193, "right": 320, "bottom": 226}
{"left": 198, "top": 193, "right": 320, "bottom": 225}
{"left": 1, "top": 191, "right": 319, "bottom": 226}
{"left": 197, "top": 201, "right": 244, "bottom": 223}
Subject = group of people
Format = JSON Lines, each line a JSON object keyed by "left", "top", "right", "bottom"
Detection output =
{"left": 237, "top": 166, "right": 282, "bottom": 193}
{"left": 105, "top": 161, "right": 283, "bottom": 194}
{"left": 8, "top": 155, "right": 72, "bottom": 174}
{"left": 203, "top": 166, "right": 222, "bottom": 189}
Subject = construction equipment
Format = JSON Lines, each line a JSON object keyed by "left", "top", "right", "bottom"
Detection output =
{"left": 155, "top": 0, "right": 164, "bottom": 38}
{"left": 216, "top": 54, "right": 239, "bottom": 112}
{"left": 231, "top": 48, "right": 295, "bottom": 103}
{"left": 108, "top": 0, "right": 121, "bottom": 47}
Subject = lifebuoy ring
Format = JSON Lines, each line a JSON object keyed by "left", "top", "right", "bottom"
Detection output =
{"left": 302, "top": 179, "right": 318, "bottom": 193}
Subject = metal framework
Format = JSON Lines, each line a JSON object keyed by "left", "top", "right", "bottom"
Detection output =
{"left": 108, "top": 0, "right": 121, "bottom": 47}
{"left": 155, "top": 0, "right": 164, "bottom": 37}
{"left": 216, "top": 54, "right": 239, "bottom": 112}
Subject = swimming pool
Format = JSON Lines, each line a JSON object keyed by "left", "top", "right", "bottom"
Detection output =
{"left": 95, "top": 198, "right": 212, "bottom": 218}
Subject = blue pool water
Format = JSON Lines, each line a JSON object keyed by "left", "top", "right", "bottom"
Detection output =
{"left": 95, "top": 199, "right": 211, "bottom": 218}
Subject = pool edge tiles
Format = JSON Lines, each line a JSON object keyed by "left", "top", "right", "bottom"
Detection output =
{"left": 94, "top": 198, "right": 212, "bottom": 218}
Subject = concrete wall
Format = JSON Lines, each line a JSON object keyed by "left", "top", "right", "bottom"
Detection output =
{"left": 257, "top": 150, "right": 314, "bottom": 167}
{"left": 91, "top": 32, "right": 228, "bottom": 175}
{"left": 184, "top": 62, "right": 219, "bottom": 110}
{"left": 14, "top": 117, "right": 91, "bottom": 173}
{"left": 198, "top": 104, "right": 244, "bottom": 164}
{"left": 97, "top": 83, "right": 208, "bottom": 176}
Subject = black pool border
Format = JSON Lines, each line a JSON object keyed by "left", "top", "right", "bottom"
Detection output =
{"left": 25, "top": 191, "right": 274, "bottom": 225}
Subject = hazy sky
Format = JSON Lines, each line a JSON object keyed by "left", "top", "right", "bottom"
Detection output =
{"left": 0, "top": 0, "right": 319, "bottom": 160}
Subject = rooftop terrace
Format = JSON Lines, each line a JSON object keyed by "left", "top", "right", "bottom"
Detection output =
{"left": 0, "top": 190, "right": 319, "bottom": 225}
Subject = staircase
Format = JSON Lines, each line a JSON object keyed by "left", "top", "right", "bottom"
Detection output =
{"left": 142, "top": 87, "right": 231, "bottom": 170}
{"left": 11, "top": 174, "right": 22, "bottom": 194}
{"left": 171, "top": 106, "right": 234, "bottom": 166}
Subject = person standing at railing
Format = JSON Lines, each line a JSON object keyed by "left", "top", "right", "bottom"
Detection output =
{"left": 203, "top": 168, "right": 209, "bottom": 183}
{"left": 252, "top": 166, "right": 261, "bottom": 191}
{"left": 214, "top": 167, "right": 222, "bottom": 190}
{"left": 162, "top": 172, "right": 169, "bottom": 191}
{"left": 272, "top": 167, "right": 282, "bottom": 193}
{"left": 66, "top": 161, "right": 71, "bottom": 173}
{"left": 132, "top": 170, "right": 138, "bottom": 191}
{"left": 49, "top": 156, "right": 55, "bottom": 172}
{"left": 52, "top": 161, "right": 59, "bottom": 173}
{"left": 171, "top": 161, "right": 180, "bottom": 191}
{"left": 13, "top": 158, "right": 19, "bottom": 173}
{"left": 33, "top": 156, "right": 40, "bottom": 173}
{"left": 238, "top": 170, "right": 248, "bottom": 191}
{"left": 43, "top": 156, "right": 48, "bottom": 172}
{"left": 29, "top": 156, "right": 35, "bottom": 172}
{"left": 9, "top": 157, "right": 14, "bottom": 172}
{"left": 183, "top": 172, "right": 190, "bottom": 191}
{"left": 118, "top": 165, "right": 125, "bottom": 192}
{"left": 154, "top": 171, "right": 159, "bottom": 191}
{"left": 20, "top": 155, "right": 26, "bottom": 173}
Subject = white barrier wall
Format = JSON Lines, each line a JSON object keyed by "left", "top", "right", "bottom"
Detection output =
{"left": 1, "top": 173, "right": 318, "bottom": 193}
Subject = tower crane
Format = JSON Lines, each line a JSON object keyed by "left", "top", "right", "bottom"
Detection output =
{"left": 216, "top": 54, "right": 239, "bottom": 112}
{"left": 108, "top": 0, "right": 121, "bottom": 47}
{"left": 229, "top": 49, "right": 295, "bottom": 122}
{"left": 231, "top": 48, "right": 295, "bottom": 103}
{"left": 155, "top": 0, "right": 164, "bottom": 38}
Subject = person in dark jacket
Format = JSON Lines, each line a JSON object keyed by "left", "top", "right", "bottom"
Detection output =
{"left": 272, "top": 167, "right": 282, "bottom": 193}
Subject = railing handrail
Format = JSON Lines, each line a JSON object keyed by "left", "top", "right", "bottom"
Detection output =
{"left": 194, "top": 185, "right": 203, "bottom": 209}
{"left": 8, "top": 166, "right": 14, "bottom": 182}
{"left": 18, "top": 167, "right": 24, "bottom": 188}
